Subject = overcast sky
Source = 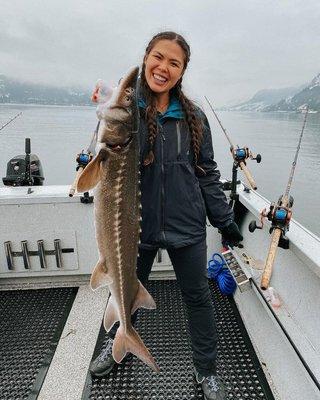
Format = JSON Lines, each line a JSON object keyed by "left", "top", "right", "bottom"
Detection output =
{"left": 1, "top": 0, "right": 320, "bottom": 106}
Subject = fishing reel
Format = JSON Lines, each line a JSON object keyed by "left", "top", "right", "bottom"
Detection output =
{"left": 73, "top": 151, "right": 94, "bottom": 203}
{"left": 226, "top": 146, "right": 262, "bottom": 204}
{"left": 204, "top": 96, "right": 261, "bottom": 194}
{"left": 76, "top": 151, "right": 92, "bottom": 171}
{"left": 248, "top": 195, "right": 294, "bottom": 249}
{"left": 231, "top": 146, "right": 261, "bottom": 165}
{"left": 267, "top": 195, "right": 294, "bottom": 231}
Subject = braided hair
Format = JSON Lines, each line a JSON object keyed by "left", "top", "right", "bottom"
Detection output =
{"left": 140, "top": 31, "right": 205, "bottom": 174}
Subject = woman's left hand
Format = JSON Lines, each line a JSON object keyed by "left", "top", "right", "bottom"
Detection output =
{"left": 220, "top": 222, "right": 243, "bottom": 248}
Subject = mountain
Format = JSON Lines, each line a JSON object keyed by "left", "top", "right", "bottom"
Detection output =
{"left": 223, "top": 86, "right": 301, "bottom": 111}
{"left": 0, "top": 75, "right": 92, "bottom": 106}
{"left": 264, "top": 73, "right": 320, "bottom": 112}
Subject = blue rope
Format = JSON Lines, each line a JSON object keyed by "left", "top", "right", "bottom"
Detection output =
{"left": 208, "top": 253, "right": 236, "bottom": 296}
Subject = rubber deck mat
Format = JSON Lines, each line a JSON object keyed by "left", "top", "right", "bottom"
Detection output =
{"left": 0, "top": 287, "right": 78, "bottom": 400}
{"left": 83, "top": 280, "right": 275, "bottom": 400}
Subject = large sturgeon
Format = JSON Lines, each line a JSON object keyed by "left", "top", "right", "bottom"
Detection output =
{"left": 77, "top": 66, "right": 159, "bottom": 372}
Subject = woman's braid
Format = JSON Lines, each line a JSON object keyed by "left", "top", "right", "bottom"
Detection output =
{"left": 140, "top": 63, "right": 158, "bottom": 165}
{"left": 176, "top": 83, "right": 205, "bottom": 175}
{"left": 144, "top": 104, "right": 157, "bottom": 165}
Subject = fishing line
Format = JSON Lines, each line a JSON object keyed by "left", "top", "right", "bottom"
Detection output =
{"left": 0, "top": 112, "right": 22, "bottom": 132}
{"left": 284, "top": 107, "right": 309, "bottom": 199}
{"left": 204, "top": 95, "right": 261, "bottom": 198}
{"left": 204, "top": 96, "right": 234, "bottom": 149}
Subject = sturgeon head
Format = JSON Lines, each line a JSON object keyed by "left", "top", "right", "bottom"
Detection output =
{"left": 76, "top": 66, "right": 159, "bottom": 373}
{"left": 76, "top": 66, "right": 140, "bottom": 191}
{"left": 97, "top": 66, "right": 139, "bottom": 155}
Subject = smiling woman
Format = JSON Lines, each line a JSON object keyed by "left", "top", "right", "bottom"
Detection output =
{"left": 89, "top": 31, "right": 243, "bottom": 400}
{"left": 143, "top": 40, "right": 185, "bottom": 105}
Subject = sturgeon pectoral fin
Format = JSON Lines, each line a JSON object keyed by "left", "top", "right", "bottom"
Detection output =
{"left": 103, "top": 296, "right": 119, "bottom": 332}
{"left": 90, "top": 260, "right": 113, "bottom": 291}
{"left": 76, "top": 149, "right": 107, "bottom": 192}
{"left": 113, "top": 326, "right": 159, "bottom": 373}
{"left": 131, "top": 281, "right": 156, "bottom": 314}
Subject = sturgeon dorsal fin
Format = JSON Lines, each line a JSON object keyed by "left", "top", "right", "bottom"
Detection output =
{"left": 103, "top": 296, "right": 119, "bottom": 332}
{"left": 90, "top": 260, "right": 113, "bottom": 291}
{"left": 131, "top": 281, "right": 156, "bottom": 314}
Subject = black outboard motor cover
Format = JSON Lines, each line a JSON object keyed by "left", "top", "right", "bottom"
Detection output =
{"left": 2, "top": 154, "right": 44, "bottom": 186}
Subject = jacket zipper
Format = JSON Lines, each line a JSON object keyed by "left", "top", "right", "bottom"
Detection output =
{"left": 160, "top": 125, "right": 166, "bottom": 242}
{"left": 176, "top": 121, "right": 181, "bottom": 159}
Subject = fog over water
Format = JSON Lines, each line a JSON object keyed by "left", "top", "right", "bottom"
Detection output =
{"left": 0, "top": 104, "right": 319, "bottom": 237}
{"left": 1, "top": 0, "right": 320, "bottom": 106}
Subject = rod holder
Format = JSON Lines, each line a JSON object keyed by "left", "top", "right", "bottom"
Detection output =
{"left": 54, "top": 239, "right": 63, "bottom": 268}
{"left": 37, "top": 240, "right": 47, "bottom": 269}
{"left": 4, "top": 241, "right": 14, "bottom": 270}
{"left": 21, "top": 240, "right": 31, "bottom": 269}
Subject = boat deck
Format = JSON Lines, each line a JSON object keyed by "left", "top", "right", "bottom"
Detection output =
{"left": 0, "top": 280, "right": 275, "bottom": 400}
{"left": 1, "top": 184, "right": 320, "bottom": 399}
{"left": 0, "top": 286, "right": 78, "bottom": 400}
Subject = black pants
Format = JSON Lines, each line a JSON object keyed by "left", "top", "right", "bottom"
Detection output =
{"left": 108, "top": 239, "right": 217, "bottom": 376}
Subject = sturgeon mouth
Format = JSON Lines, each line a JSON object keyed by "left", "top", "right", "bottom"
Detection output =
{"left": 105, "top": 135, "right": 133, "bottom": 152}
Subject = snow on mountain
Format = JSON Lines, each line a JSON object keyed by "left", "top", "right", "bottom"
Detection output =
{"left": 265, "top": 73, "right": 320, "bottom": 112}
{"left": 223, "top": 86, "right": 301, "bottom": 111}
{"left": 309, "top": 73, "right": 320, "bottom": 90}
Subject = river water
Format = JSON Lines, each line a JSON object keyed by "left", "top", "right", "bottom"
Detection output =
{"left": 0, "top": 104, "right": 319, "bottom": 236}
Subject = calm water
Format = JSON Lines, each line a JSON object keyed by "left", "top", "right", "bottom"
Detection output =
{"left": 0, "top": 104, "right": 319, "bottom": 236}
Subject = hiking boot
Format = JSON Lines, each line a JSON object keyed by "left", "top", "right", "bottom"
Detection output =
{"left": 194, "top": 368, "right": 226, "bottom": 400}
{"left": 89, "top": 337, "right": 134, "bottom": 377}
{"left": 89, "top": 337, "right": 115, "bottom": 377}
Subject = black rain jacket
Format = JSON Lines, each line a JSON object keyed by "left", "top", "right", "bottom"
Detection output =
{"left": 138, "top": 101, "right": 234, "bottom": 250}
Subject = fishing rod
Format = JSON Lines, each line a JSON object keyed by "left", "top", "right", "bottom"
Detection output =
{"left": 249, "top": 108, "right": 309, "bottom": 290}
{"left": 0, "top": 112, "right": 22, "bottom": 132}
{"left": 204, "top": 97, "right": 261, "bottom": 199}
{"left": 69, "top": 79, "right": 113, "bottom": 200}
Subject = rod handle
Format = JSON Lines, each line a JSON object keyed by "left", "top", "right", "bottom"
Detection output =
{"left": 239, "top": 161, "right": 257, "bottom": 190}
{"left": 260, "top": 228, "right": 282, "bottom": 290}
{"left": 69, "top": 167, "right": 84, "bottom": 197}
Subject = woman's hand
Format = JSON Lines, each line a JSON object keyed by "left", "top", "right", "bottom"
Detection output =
{"left": 220, "top": 222, "right": 243, "bottom": 248}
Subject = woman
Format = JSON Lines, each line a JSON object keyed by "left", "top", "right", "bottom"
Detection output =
{"left": 90, "top": 31, "right": 242, "bottom": 400}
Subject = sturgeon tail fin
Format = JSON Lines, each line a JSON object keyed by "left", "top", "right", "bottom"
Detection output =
{"left": 113, "top": 326, "right": 159, "bottom": 373}
{"left": 90, "top": 259, "right": 113, "bottom": 291}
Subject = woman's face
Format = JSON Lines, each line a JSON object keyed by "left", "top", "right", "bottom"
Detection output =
{"left": 144, "top": 39, "right": 185, "bottom": 96}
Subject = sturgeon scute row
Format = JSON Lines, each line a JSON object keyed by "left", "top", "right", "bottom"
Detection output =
{"left": 77, "top": 66, "right": 159, "bottom": 372}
